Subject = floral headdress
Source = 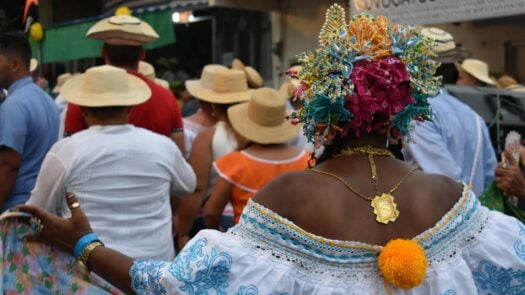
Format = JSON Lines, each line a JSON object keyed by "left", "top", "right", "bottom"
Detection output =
{"left": 289, "top": 4, "right": 441, "bottom": 149}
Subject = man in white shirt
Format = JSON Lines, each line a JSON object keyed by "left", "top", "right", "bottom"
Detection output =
{"left": 27, "top": 65, "right": 196, "bottom": 261}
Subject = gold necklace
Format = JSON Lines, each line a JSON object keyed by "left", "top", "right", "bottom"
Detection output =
{"left": 335, "top": 145, "right": 395, "bottom": 158}
{"left": 310, "top": 147, "right": 417, "bottom": 224}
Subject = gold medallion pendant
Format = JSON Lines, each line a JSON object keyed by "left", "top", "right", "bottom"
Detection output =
{"left": 371, "top": 193, "right": 399, "bottom": 224}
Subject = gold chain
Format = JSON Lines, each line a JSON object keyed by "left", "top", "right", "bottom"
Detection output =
{"left": 309, "top": 167, "right": 417, "bottom": 202}
{"left": 311, "top": 145, "right": 417, "bottom": 224}
{"left": 336, "top": 145, "right": 395, "bottom": 158}
{"left": 309, "top": 169, "right": 374, "bottom": 201}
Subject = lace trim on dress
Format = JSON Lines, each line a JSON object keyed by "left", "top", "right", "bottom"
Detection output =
{"left": 227, "top": 185, "right": 490, "bottom": 281}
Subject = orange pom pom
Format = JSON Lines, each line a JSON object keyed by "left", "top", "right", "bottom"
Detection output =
{"left": 378, "top": 239, "right": 428, "bottom": 290}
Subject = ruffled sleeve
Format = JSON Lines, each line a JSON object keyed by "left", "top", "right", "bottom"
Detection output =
{"left": 129, "top": 230, "right": 241, "bottom": 295}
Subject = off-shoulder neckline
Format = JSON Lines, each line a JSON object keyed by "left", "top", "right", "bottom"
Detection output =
{"left": 245, "top": 183, "right": 473, "bottom": 251}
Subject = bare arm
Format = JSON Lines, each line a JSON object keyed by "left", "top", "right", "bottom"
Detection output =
{"left": 176, "top": 127, "right": 215, "bottom": 249}
{"left": 87, "top": 246, "right": 134, "bottom": 293}
{"left": 170, "top": 131, "right": 185, "bottom": 155}
{"left": 0, "top": 147, "right": 21, "bottom": 209}
{"left": 204, "top": 177, "right": 232, "bottom": 229}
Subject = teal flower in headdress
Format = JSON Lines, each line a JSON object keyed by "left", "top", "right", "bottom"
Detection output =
{"left": 301, "top": 94, "right": 352, "bottom": 143}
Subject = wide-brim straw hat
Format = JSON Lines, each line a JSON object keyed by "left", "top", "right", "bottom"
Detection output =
{"left": 138, "top": 61, "right": 170, "bottom": 89}
{"left": 228, "top": 87, "right": 300, "bottom": 144}
{"left": 138, "top": 61, "right": 156, "bottom": 80}
{"left": 186, "top": 64, "right": 252, "bottom": 104}
{"left": 30, "top": 58, "right": 38, "bottom": 72}
{"left": 86, "top": 15, "right": 159, "bottom": 46}
{"left": 61, "top": 65, "right": 151, "bottom": 107}
{"left": 52, "top": 72, "right": 72, "bottom": 94}
{"left": 232, "top": 58, "right": 263, "bottom": 88}
{"left": 506, "top": 84, "right": 525, "bottom": 93}
{"left": 497, "top": 75, "right": 518, "bottom": 89}
{"left": 420, "top": 27, "right": 455, "bottom": 54}
{"left": 456, "top": 59, "right": 496, "bottom": 85}
{"left": 155, "top": 78, "right": 170, "bottom": 89}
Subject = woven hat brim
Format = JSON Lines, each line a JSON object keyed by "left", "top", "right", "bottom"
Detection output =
{"left": 456, "top": 63, "right": 496, "bottom": 85}
{"left": 87, "top": 31, "right": 157, "bottom": 45}
{"left": 228, "top": 102, "right": 300, "bottom": 144}
{"left": 61, "top": 74, "right": 151, "bottom": 107}
{"left": 506, "top": 84, "right": 525, "bottom": 92}
{"left": 186, "top": 80, "right": 252, "bottom": 104}
{"left": 30, "top": 59, "right": 38, "bottom": 72}
{"left": 245, "top": 66, "right": 264, "bottom": 88}
{"left": 52, "top": 85, "right": 61, "bottom": 94}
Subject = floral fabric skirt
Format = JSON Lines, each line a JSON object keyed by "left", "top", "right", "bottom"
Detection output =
{"left": 0, "top": 216, "right": 123, "bottom": 294}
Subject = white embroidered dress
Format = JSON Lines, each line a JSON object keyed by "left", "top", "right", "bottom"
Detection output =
{"left": 130, "top": 186, "right": 525, "bottom": 294}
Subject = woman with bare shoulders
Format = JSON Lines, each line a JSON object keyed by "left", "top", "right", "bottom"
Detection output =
{"left": 175, "top": 65, "right": 251, "bottom": 249}
{"left": 18, "top": 5, "right": 525, "bottom": 294}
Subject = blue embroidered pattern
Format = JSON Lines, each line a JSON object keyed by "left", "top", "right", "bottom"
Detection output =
{"left": 169, "top": 237, "right": 233, "bottom": 295}
{"left": 473, "top": 260, "right": 525, "bottom": 294}
{"left": 235, "top": 285, "right": 259, "bottom": 295}
{"left": 515, "top": 221, "right": 525, "bottom": 262}
{"left": 443, "top": 290, "right": 456, "bottom": 295}
{"left": 130, "top": 259, "right": 168, "bottom": 295}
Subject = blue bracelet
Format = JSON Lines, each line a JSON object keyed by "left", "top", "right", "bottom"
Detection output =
{"left": 73, "top": 233, "right": 99, "bottom": 259}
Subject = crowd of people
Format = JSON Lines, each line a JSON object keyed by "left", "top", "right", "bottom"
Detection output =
{"left": 0, "top": 4, "right": 524, "bottom": 294}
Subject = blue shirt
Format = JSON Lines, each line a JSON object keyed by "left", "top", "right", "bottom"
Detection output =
{"left": 402, "top": 89, "right": 497, "bottom": 196}
{"left": 0, "top": 77, "right": 59, "bottom": 211}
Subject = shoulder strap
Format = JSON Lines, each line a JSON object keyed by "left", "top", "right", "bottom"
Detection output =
{"left": 469, "top": 115, "right": 483, "bottom": 185}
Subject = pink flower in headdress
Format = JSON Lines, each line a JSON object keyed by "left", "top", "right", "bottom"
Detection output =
{"left": 343, "top": 56, "right": 414, "bottom": 136}
{"left": 294, "top": 82, "right": 310, "bottom": 98}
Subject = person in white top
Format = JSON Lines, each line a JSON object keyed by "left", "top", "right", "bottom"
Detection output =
{"left": 27, "top": 65, "right": 196, "bottom": 261}
{"left": 176, "top": 65, "right": 251, "bottom": 249}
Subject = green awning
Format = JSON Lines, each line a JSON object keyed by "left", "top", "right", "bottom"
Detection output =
{"left": 33, "top": 9, "right": 175, "bottom": 63}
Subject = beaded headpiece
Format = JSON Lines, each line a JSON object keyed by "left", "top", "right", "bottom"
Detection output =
{"left": 289, "top": 4, "right": 441, "bottom": 148}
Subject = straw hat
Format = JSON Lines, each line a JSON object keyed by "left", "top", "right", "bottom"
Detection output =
{"left": 456, "top": 59, "right": 496, "bottom": 85}
{"left": 30, "top": 58, "right": 38, "bottom": 72}
{"left": 61, "top": 65, "right": 151, "bottom": 107}
{"left": 420, "top": 27, "right": 455, "bottom": 53}
{"left": 138, "top": 61, "right": 155, "bottom": 80}
{"left": 155, "top": 78, "right": 170, "bottom": 89}
{"left": 507, "top": 84, "right": 525, "bottom": 93}
{"left": 227, "top": 87, "right": 300, "bottom": 144}
{"left": 186, "top": 65, "right": 252, "bottom": 104}
{"left": 232, "top": 58, "right": 263, "bottom": 88}
{"left": 52, "top": 73, "right": 73, "bottom": 94}
{"left": 497, "top": 76, "right": 525, "bottom": 92}
{"left": 138, "top": 61, "right": 170, "bottom": 89}
{"left": 86, "top": 15, "right": 159, "bottom": 46}
{"left": 497, "top": 75, "right": 518, "bottom": 89}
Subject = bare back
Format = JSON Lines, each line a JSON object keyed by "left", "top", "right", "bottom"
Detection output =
{"left": 252, "top": 156, "right": 463, "bottom": 246}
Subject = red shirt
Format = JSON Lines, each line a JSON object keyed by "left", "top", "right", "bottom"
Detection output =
{"left": 64, "top": 71, "right": 183, "bottom": 137}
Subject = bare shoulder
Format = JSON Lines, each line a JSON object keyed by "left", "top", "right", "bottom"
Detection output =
{"left": 193, "top": 126, "right": 215, "bottom": 146}
{"left": 411, "top": 169, "right": 464, "bottom": 202}
{"left": 252, "top": 170, "right": 318, "bottom": 218}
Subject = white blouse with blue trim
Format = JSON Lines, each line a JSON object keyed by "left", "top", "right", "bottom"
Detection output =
{"left": 130, "top": 186, "right": 525, "bottom": 294}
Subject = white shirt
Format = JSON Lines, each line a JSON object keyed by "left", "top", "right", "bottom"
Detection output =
{"left": 54, "top": 94, "right": 68, "bottom": 139}
{"left": 28, "top": 125, "right": 196, "bottom": 261}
